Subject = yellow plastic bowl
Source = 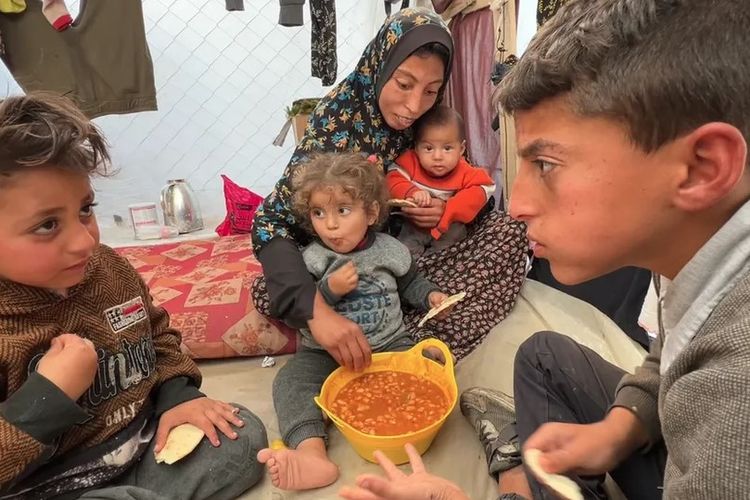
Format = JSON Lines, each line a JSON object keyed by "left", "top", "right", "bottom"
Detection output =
{"left": 314, "top": 338, "right": 457, "bottom": 465}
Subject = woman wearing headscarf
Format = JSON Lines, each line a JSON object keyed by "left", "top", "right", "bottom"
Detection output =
{"left": 251, "top": 8, "right": 527, "bottom": 369}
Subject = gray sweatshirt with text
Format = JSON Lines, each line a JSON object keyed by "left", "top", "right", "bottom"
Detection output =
{"left": 301, "top": 232, "right": 438, "bottom": 351}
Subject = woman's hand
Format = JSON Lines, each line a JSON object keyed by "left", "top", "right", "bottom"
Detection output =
{"left": 308, "top": 292, "right": 372, "bottom": 371}
{"left": 401, "top": 198, "right": 445, "bottom": 229}
{"left": 339, "top": 444, "right": 469, "bottom": 500}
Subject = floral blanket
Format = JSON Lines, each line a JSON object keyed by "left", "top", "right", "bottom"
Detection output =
{"left": 115, "top": 235, "right": 297, "bottom": 359}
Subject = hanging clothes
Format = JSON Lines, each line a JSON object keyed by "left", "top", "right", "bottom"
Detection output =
{"left": 493, "top": 0, "right": 519, "bottom": 209}
{"left": 278, "top": 0, "right": 337, "bottom": 86}
{"left": 0, "top": 0, "right": 24, "bottom": 14}
{"left": 226, "top": 0, "right": 244, "bottom": 11}
{"left": 42, "top": 0, "right": 72, "bottom": 30}
{"left": 433, "top": 0, "right": 501, "bottom": 184}
{"left": 1, "top": 1, "right": 105, "bottom": 33}
{"left": 0, "top": 0, "right": 156, "bottom": 119}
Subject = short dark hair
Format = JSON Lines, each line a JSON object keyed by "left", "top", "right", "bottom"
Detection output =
{"left": 414, "top": 104, "right": 465, "bottom": 142}
{"left": 496, "top": 0, "right": 750, "bottom": 153}
{"left": 0, "top": 93, "right": 110, "bottom": 179}
{"left": 292, "top": 152, "right": 389, "bottom": 233}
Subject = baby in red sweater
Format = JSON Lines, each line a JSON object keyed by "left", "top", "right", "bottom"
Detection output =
{"left": 386, "top": 105, "right": 496, "bottom": 256}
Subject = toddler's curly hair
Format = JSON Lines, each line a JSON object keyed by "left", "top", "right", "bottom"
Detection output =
{"left": 292, "top": 152, "right": 389, "bottom": 233}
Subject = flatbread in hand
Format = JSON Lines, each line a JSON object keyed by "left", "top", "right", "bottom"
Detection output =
{"left": 155, "top": 423, "right": 205, "bottom": 464}
{"left": 418, "top": 291, "right": 466, "bottom": 327}
{"left": 524, "top": 449, "right": 583, "bottom": 500}
{"left": 388, "top": 198, "right": 419, "bottom": 208}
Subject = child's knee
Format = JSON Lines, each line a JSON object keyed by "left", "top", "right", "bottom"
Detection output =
{"left": 235, "top": 405, "right": 268, "bottom": 450}
{"left": 515, "top": 331, "right": 565, "bottom": 368}
{"left": 515, "top": 331, "right": 585, "bottom": 378}
{"left": 186, "top": 406, "right": 267, "bottom": 496}
{"left": 220, "top": 405, "right": 268, "bottom": 486}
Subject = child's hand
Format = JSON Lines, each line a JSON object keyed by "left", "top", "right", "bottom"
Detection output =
{"left": 339, "top": 444, "right": 470, "bottom": 500}
{"left": 428, "top": 292, "right": 453, "bottom": 319}
{"left": 36, "top": 333, "right": 98, "bottom": 401}
{"left": 328, "top": 261, "right": 359, "bottom": 296}
{"left": 155, "top": 397, "right": 244, "bottom": 452}
{"left": 411, "top": 190, "right": 432, "bottom": 207}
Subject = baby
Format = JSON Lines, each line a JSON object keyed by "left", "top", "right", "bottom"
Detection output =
{"left": 257, "top": 152, "right": 453, "bottom": 490}
{"left": 387, "top": 105, "right": 496, "bottom": 256}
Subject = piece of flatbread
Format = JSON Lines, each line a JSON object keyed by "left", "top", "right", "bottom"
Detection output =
{"left": 524, "top": 449, "right": 583, "bottom": 500}
{"left": 417, "top": 291, "right": 466, "bottom": 328}
{"left": 388, "top": 198, "right": 419, "bottom": 208}
{"left": 155, "top": 424, "right": 205, "bottom": 465}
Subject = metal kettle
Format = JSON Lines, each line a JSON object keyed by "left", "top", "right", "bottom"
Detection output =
{"left": 160, "top": 179, "right": 204, "bottom": 233}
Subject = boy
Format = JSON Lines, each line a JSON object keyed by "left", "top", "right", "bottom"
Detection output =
{"left": 339, "top": 0, "right": 750, "bottom": 498}
{"left": 386, "top": 105, "right": 495, "bottom": 256}
{"left": 0, "top": 94, "right": 267, "bottom": 499}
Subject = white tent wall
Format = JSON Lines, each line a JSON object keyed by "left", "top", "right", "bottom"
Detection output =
{"left": 0, "top": 0, "right": 383, "bottom": 229}
{"left": 0, "top": 0, "right": 539, "bottom": 231}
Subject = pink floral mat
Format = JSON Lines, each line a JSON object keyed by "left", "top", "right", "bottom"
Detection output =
{"left": 115, "top": 235, "right": 297, "bottom": 359}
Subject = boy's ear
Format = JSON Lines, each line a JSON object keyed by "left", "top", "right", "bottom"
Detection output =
{"left": 367, "top": 201, "right": 380, "bottom": 225}
{"left": 674, "top": 122, "right": 747, "bottom": 211}
{"left": 460, "top": 140, "right": 466, "bottom": 156}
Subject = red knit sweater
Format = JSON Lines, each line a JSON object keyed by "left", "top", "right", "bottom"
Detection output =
{"left": 386, "top": 150, "right": 495, "bottom": 239}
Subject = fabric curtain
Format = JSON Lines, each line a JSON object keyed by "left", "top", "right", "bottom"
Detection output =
{"left": 433, "top": 1, "right": 500, "bottom": 188}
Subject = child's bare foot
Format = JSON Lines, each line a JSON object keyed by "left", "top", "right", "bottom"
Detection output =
{"left": 257, "top": 438, "right": 339, "bottom": 490}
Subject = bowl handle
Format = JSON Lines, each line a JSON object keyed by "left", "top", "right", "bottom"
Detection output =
{"left": 410, "top": 338, "right": 454, "bottom": 374}
{"left": 314, "top": 395, "right": 348, "bottom": 428}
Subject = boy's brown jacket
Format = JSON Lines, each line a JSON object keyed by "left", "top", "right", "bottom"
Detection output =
{"left": 0, "top": 245, "right": 202, "bottom": 496}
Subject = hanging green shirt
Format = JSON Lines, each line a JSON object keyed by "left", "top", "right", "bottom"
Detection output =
{"left": 0, "top": 0, "right": 156, "bottom": 118}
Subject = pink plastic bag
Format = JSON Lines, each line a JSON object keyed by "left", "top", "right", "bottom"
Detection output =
{"left": 215, "top": 175, "right": 264, "bottom": 236}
